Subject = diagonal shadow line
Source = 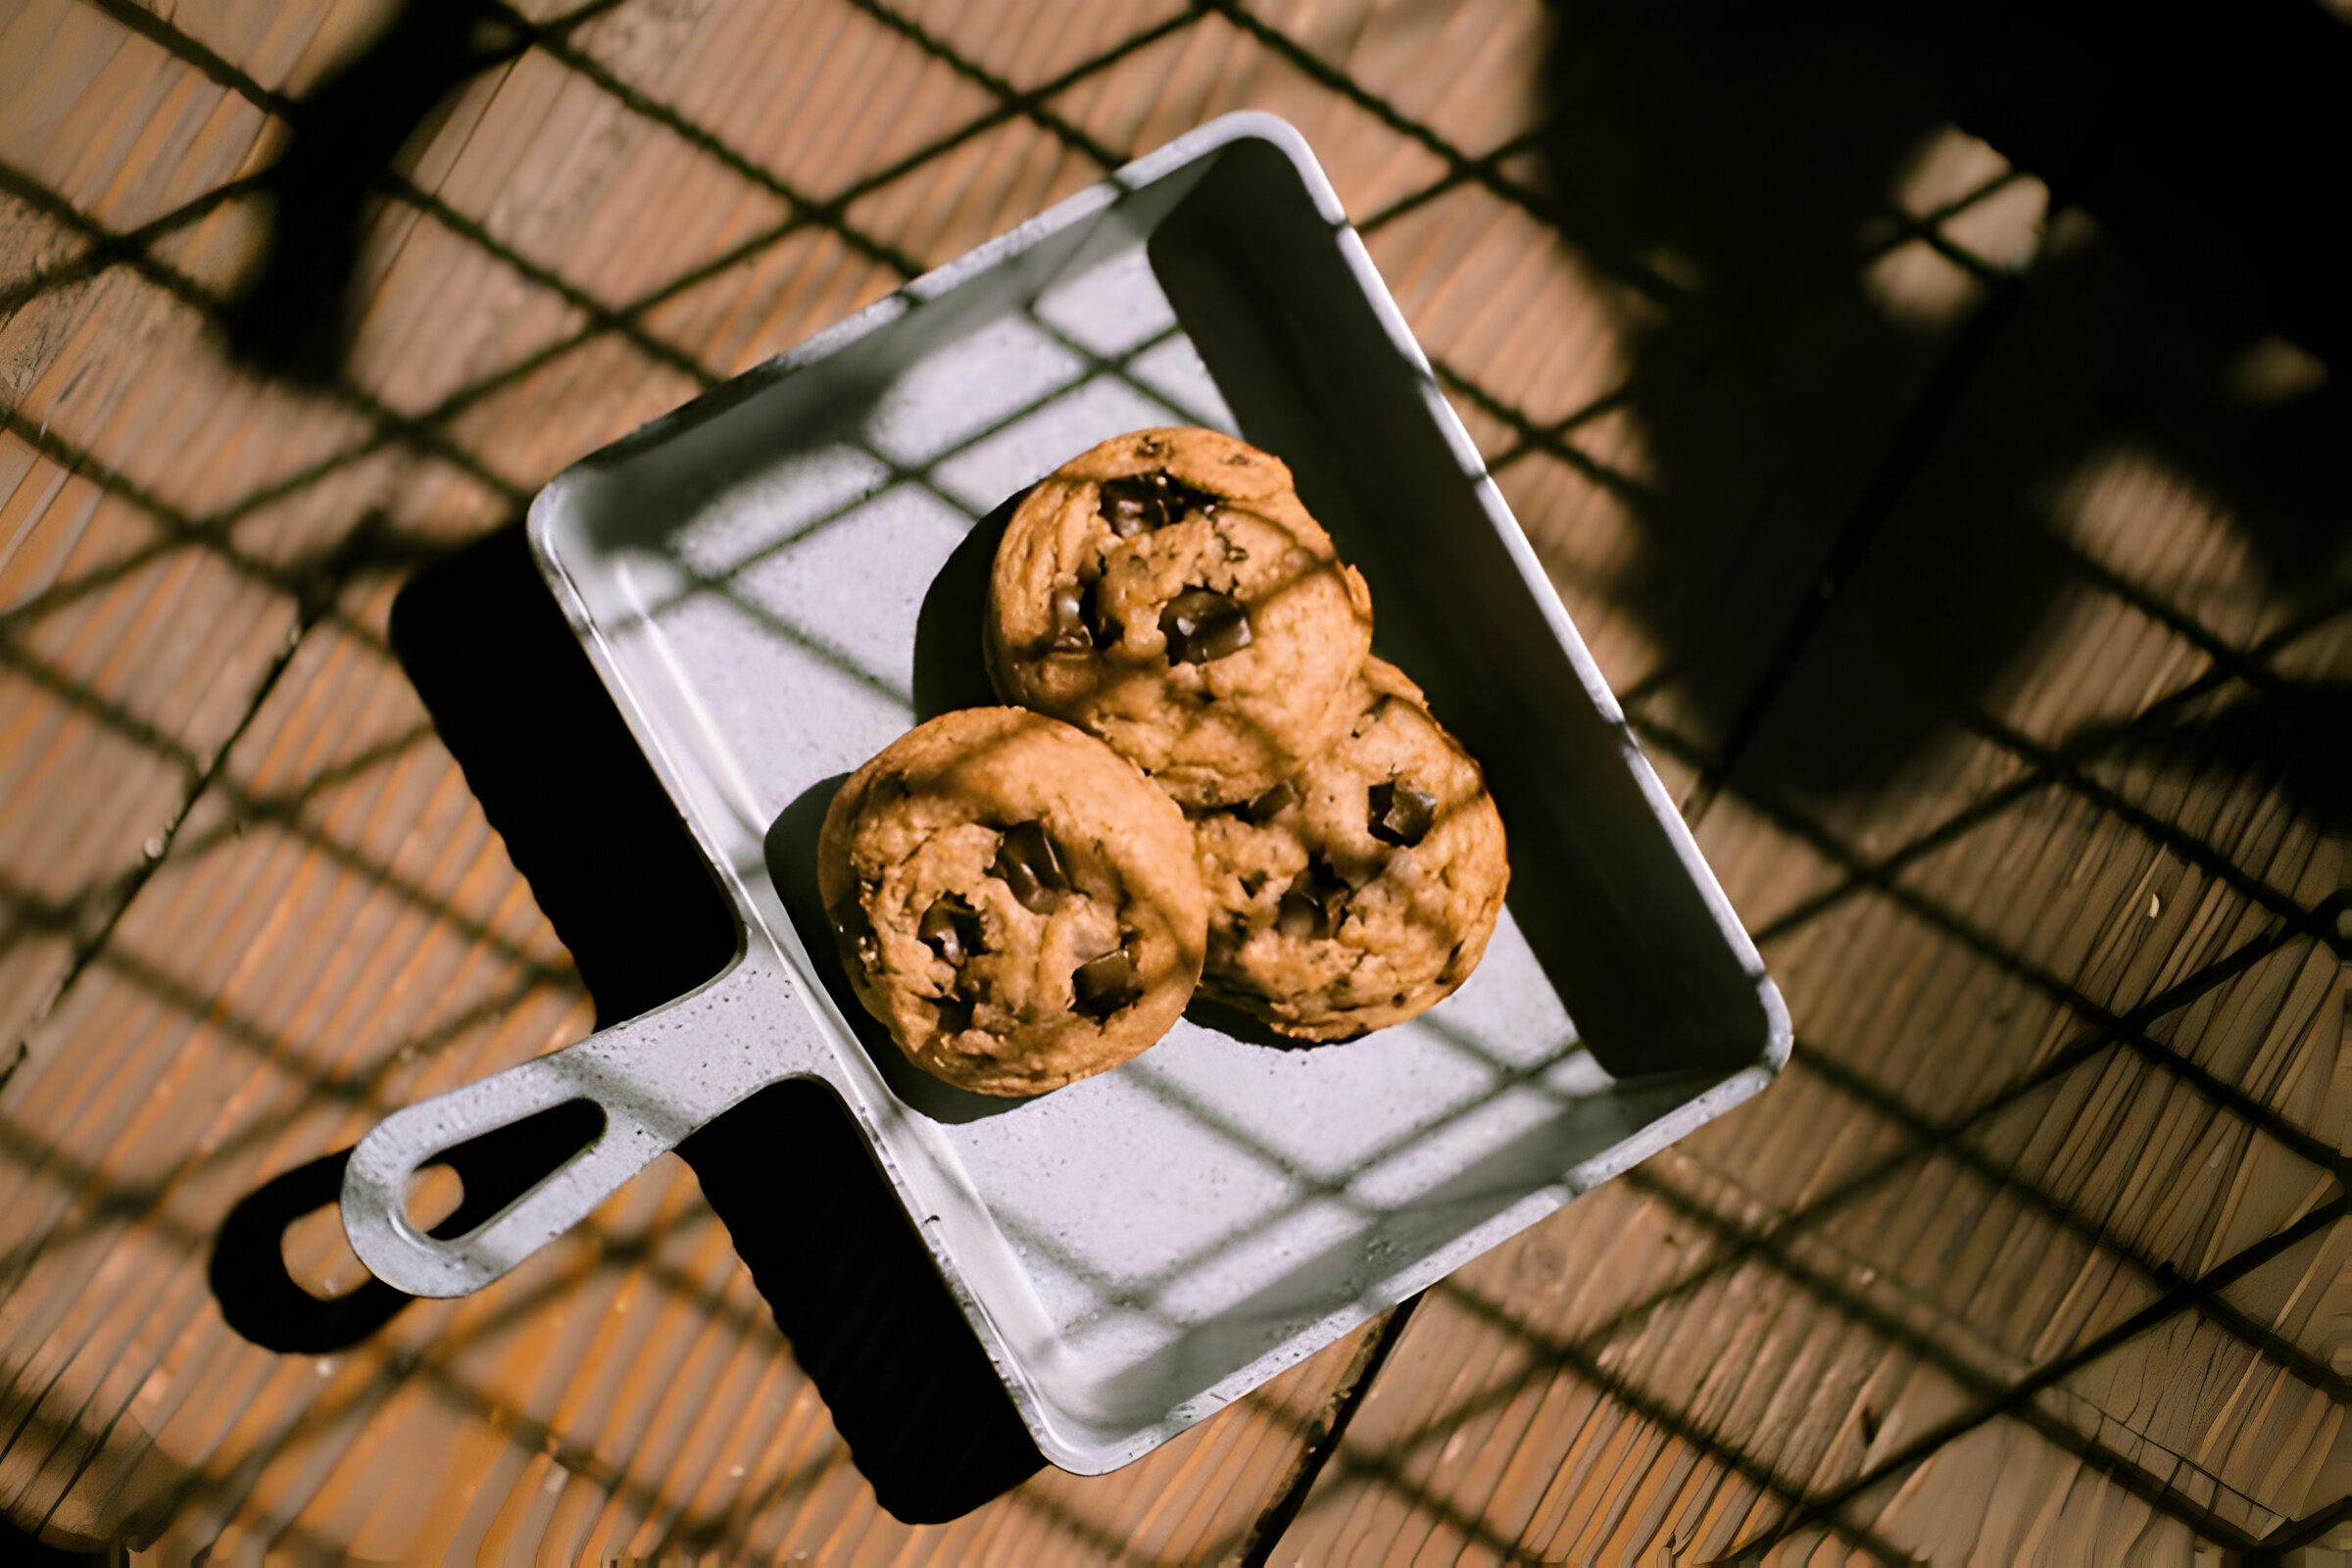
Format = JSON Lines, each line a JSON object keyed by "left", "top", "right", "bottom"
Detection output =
{"left": 14, "top": 3, "right": 2332, "bottom": 1560}
{"left": 1181, "top": 0, "right": 1715, "bottom": 308}
{"left": 498, "top": 2, "right": 920, "bottom": 278}
{"left": 1963, "top": 708, "right": 2337, "bottom": 950}
{"left": 1234, "top": 1298, "right": 1419, "bottom": 1568}
{"left": 2042, "top": 534, "right": 2289, "bottom": 699}
{"left": 1481, "top": 383, "right": 1634, "bottom": 473}
{"left": 1718, "top": 587, "right": 2352, "bottom": 958}
{"left": 1736, "top": 665, "right": 2299, "bottom": 954}
{"left": 0, "top": 968, "right": 568, "bottom": 1309}
{"left": 0, "top": 172, "right": 268, "bottom": 318}
{"left": 0, "top": 610, "right": 575, "bottom": 990}
{"left": 1746, "top": 1198, "right": 2348, "bottom": 1555}
{"left": 0, "top": 637, "right": 203, "bottom": 774}
{"left": 0, "top": 522, "right": 412, "bottom": 1086}
{"left": 1426, "top": 1165, "right": 2300, "bottom": 1559}
{"left": 841, "top": 0, "right": 1135, "bottom": 173}
{"left": 1431, "top": 359, "right": 1650, "bottom": 502}
{"left": 1468, "top": 168, "right": 2033, "bottom": 475}
{"left": 1609, "top": 1164, "right": 2289, "bottom": 1554}
{"left": 1358, "top": 924, "right": 2303, "bottom": 1466}
{"left": 1313, "top": 1289, "right": 1926, "bottom": 1565}
{"left": 1690, "top": 272, "right": 2030, "bottom": 815}
{"left": 0, "top": 449, "right": 442, "bottom": 662}
{"left": 979, "top": 1035, "right": 1596, "bottom": 1336}
{"left": 409, "top": 0, "right": 1194, "bottom": 337}
{"left": 0, "top": 406, "right": 321, "bottom": 630}
{"left": 1354, "top": 122, "right": 1555, "bottom": 234}
{"left": 1793, "top": 1044, "right": 2347, "bottom": 1402}
{"left": 6, "top": 1193, "right": 794, "bottom": 1555}
{"left": 1377, "top": 1165, "right": 2345, "bottom": 1560}
{"left": 0, "top": 163, "right": 532, "bottom": 512}
{"left": 1627, "top": 710, "right": 2344, "bottom": 1175}
{"left": 0, "top": 869, "right": 570, "bottom": 1199}
{"left": 73, "top": 0, "right": 631, "bottom": 122}
{"left": 1802, "top": 851, "right": 2337, "bottom": 1181}
{"left": 0, "top": 8, "right": 1211, "bottom": 638}
{"left": 161, "top": 723, "right": 444, "bottom": 864}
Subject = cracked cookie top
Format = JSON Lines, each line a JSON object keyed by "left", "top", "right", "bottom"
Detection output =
{"left": 1192, "top": 661, "right": 1508, "bottom": 1041}
{"left": 817, "top": 708, "right": 1208, "bottom": 1096}
{"left": 985, "top": 426, "right": 1374, "bottom": 809}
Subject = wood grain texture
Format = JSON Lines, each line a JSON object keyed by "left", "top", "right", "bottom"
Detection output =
{"left": 2, "top": 0, "right": 2343, "bottom": 1561}
{"left": 1275, "top": 188, "right": 2347, "bottom": 1563}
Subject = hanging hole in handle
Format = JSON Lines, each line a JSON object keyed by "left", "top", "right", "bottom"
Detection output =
{"left": 214, "top": 1149, "right": 414, "bottom": 1352}
{"left": 422, "top": 1097, "right": 609, "bottom": 1242}
{"left": 283, "top": 1200, "right": 381, "bottom": 1300}
{"left": 402, "top": 1165, "right": 466, "bottom": 1239}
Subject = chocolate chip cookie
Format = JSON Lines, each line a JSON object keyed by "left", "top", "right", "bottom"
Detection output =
{"left": 1193, "top": 661, "right": 1508, "bottom": 1041}
{"left": 817, "top": 708, "right": 1208, "bottom": 1096}
{"left": 985, "top": 427, "right": 1375, "bottom": 809}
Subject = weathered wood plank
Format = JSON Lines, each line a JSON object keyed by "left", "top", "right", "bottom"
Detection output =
{"left": 1275, "top": 193, "right": 2346, "bottom": 1558}
{"left": 4, "top": 0, "right": 2342, "bottom": 1560}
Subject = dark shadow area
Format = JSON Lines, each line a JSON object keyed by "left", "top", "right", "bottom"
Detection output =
{"left": 1534, "top": 0, "right": 2352, "bottom": 815}
{"left": 1152, "top": 137, "right": 1773, "bottom": 1079}
{"left": 1927, "top": 0, "right": 2352, "bottom": 369}
{"left": 210, "top": 1101, "right": 605, "bottom": 1354}
{"left": 0, "top": 1519, "right": 104, "bottom": 1565}
{"left": 1181, "top": 992, "right": 1299, "bottom": 1054}
{"left": 910, "top": 489, "right": 1021, "bottom": 721}
{"left": 760, "top": 779, "right": 1031, "bottom": 1126}
{"left": 224, "top": 0, "right": 532, "bottom": 382}
{"left": 202, "top": 521, "right": 1043, "bottom": 1518}
{"left": 211, "top": 1149, "right": 409, "bottom": 1354}
{"left": 679, "top": 1079, "right": 1045, "bottom": 1521}
{"left": 389, "top": 524, "right": 739, "bottom": 1026}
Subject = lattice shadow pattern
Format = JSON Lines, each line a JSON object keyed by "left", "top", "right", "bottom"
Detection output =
{"left": 0, "top": 0, "right": 2343, "bottom": 1560}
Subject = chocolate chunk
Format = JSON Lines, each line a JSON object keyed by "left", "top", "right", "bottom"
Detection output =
{"left": 992, "top": 821, "right": 1069, "bottom": 912}
{"left": 1098, "top": 470, "right": 1216, "bottom": 537}
{"left": 1159, "top": 587, "right": 1253, "bottom": 664}
{"left": 1275, "top": 858, "right": 1348, "bottom": 941}
{"left": 1070, "top": 941, "right": 1142, "bottom": 1020}
{"left": 933, "top": 993, "right": 974, "bottom": 1035}
{"left": 1367, "top": 780, "right": 1437, "bottom": 847}
{"left": 1241, "top": 779, "right": 1298, "bottom": 823}
{"left": 1076, "top": 577, "right": 1119, "bottom": 648}
{"left": 831, "top": 899, "right": 880, "bottom": 967}
{"left": 1046, "top": 580, "right": 1093, "bottom": 653}
{"left": 918, "top": 895, "right": 982, "bottom": 966}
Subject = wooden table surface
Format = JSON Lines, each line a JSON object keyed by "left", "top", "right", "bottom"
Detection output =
{"left": 1, "top": 1, "right": 2342, "bottom": 1561}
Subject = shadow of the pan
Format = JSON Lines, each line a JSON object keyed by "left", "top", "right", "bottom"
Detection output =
{"left": 207, "top": 522, "right": 1043, "bottom": 1523}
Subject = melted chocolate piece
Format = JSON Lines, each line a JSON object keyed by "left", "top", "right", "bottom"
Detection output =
{"left": 1070, "top": 940, "right": 1142, "bottom": 1020}
{"left": 932, "top": 993, "right": 974, "bottom": 1035}
{"left": 1159, "top": 587, "right": 1253, "bottom": 664}
{"left": 1275, "top": 858, "right": 1349, "bottom": 941}
{"left": 992, "top": 821, "right": 1069, "bottom": 912}
{"left": 918, "top": 895, "right": 982, "bottom": 966}
{"left": 1046, "top": 580, "right": 1093, "bottom": 653}
{"left": 1367, "top": 780, "right": 1437, "bottom": 847}
{"left": 1076, "top": 577, "right": 1119, "bottom": 648}
{"left": 1098, "top": 470, "right": 1217, "bottom": 537}
{"left": 832, "top": 897, "right": 880, "bottom": 968}
{"left": 1241, "top": 779, "right": 1298, "bottom": 823}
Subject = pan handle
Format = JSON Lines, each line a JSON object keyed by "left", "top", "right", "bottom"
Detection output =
{"left": 341, "top": 956, "right": 805, "bottom": 1297}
